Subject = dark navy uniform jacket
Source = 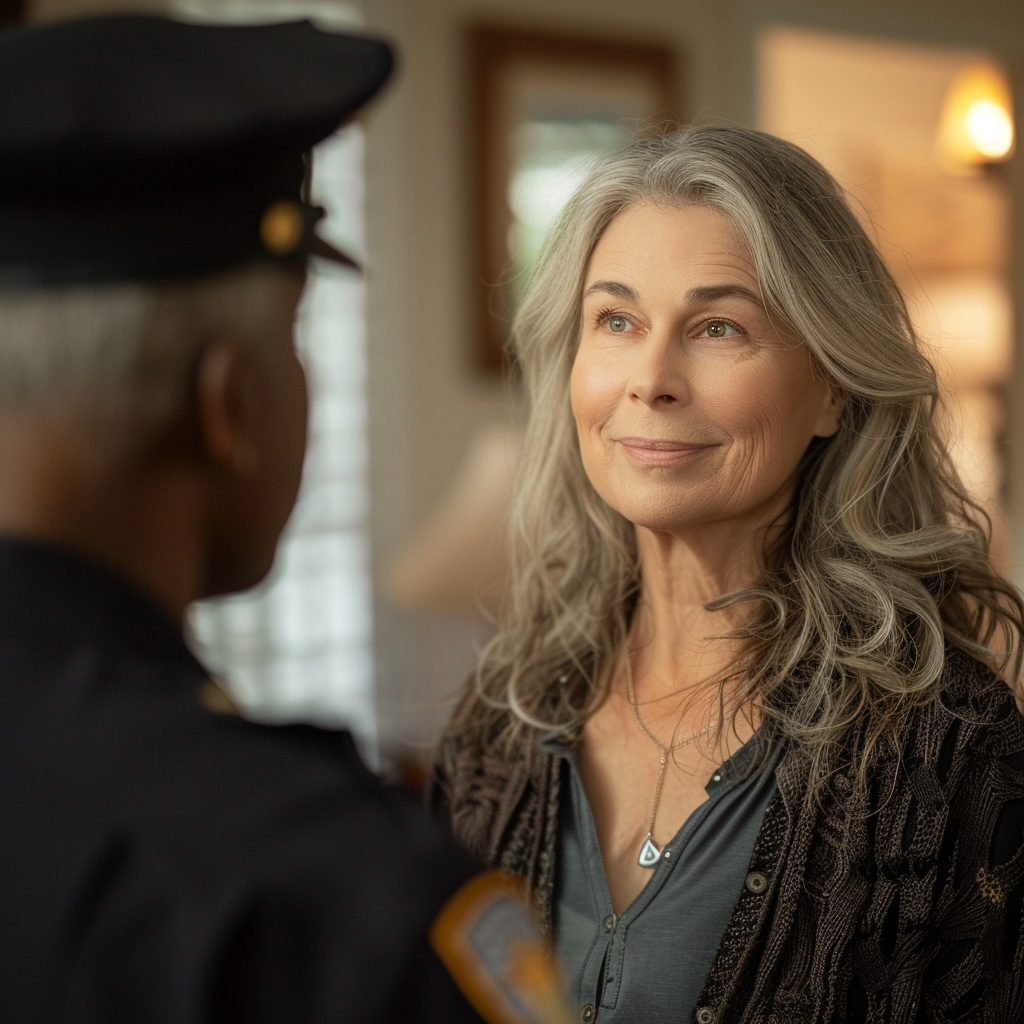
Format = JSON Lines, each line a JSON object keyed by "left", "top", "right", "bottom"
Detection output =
{"left": 0, "top": 538, "right": 484, "bottom": 1023}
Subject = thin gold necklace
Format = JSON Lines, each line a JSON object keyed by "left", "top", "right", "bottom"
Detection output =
{"left": 625, "top": 649, "right": 716, "bottom": 868}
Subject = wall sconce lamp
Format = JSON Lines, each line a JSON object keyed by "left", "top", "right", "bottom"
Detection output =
{"left": 937, "top": 63, "right": 1015, "bottom": 173}
{"left": 935, "top": 63, "right": 1014, "bottom": 174}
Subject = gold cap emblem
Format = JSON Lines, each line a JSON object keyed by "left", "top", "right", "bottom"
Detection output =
{"left": 259, "top": 200, "right": 304, "bottom": 255}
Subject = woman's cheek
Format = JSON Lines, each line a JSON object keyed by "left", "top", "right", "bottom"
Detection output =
{"left": 570, "top": 342, "right": 599, "bottom": 401}
{"left": 720, "top": 381, "right": 812, "bottom": 498}
{"left": 571, "top": 349, "right": 624, "bottom": 428}
{"left": 705, "top": 360, "right": 787, "bottom": 438}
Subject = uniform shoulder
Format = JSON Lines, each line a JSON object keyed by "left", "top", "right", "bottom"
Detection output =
{"left": 199, "top": 702, "right": 463, "bottom": 842}
{"left": 98, "top": 687, "right": 477, "bottom": 905}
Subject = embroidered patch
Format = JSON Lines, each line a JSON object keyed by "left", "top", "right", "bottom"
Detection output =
{"left": 430, "top": 869, "right": 574, "bottom": 1024}
{"left": 976, "top": 865, "right": 1005, "bottom": 906}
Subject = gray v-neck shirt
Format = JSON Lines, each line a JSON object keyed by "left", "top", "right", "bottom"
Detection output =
{"left": 550, "top": 735, "right": 780, "bottom": 1024}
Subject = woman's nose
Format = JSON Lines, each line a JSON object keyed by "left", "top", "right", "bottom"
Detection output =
{"left": 628, "top": 330, "right": 689, "bottom": 408}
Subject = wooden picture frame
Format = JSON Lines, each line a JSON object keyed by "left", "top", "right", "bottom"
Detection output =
{"left": 468, "top": 24, "right": 680, "bottom": 373}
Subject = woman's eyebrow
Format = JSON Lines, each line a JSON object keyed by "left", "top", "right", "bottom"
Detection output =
{"left": 583, "top": 280, "right": 639, "bottom": 301}
{"left": 582, "top": 281, "right": 764, "bottom": 306}
{"left": 685, "top": 284, "right": 763, "bottom": 306}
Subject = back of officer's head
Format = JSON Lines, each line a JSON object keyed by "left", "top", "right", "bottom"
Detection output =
{"left": 0, "top": 14, "right": 391, "bottom": 597}
{"left": 0, "top": 266, "right": 309, "bottom": 596}
{"left": 0, "top": 266, "right": 298, "bottom": 455}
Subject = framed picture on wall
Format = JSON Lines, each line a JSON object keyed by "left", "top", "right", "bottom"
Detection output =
{"left": 468, "top": 24, "right": 680, "bottom": 373}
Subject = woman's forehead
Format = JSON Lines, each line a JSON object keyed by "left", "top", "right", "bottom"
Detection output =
{"left": 585, "top": 203, "right": 760, "bottom": 298}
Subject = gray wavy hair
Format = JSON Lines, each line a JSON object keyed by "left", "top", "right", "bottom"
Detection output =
{"left": 452, "top": 125, "right": 1023, "bottom": 793}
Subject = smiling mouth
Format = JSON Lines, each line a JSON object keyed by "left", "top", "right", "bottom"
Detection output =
{"left": 615, "top": 437, "right": 718, "bottom": 466}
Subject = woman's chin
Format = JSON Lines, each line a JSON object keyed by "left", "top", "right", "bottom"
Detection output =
{"left": 611, "top": 496, "right": 718, "bottom": 535}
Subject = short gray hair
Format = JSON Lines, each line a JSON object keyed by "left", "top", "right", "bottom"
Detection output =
{"left": 0, "top": 263, "right": 298, "bottom": 444}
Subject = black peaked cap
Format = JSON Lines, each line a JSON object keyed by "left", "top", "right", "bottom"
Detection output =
{"left": 0, "top": 15, "right": 394, "bottom": 285}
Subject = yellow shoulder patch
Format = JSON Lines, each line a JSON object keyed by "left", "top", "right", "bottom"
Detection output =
{"left": 430, "top": 870, "right": 575, "bottom": 1024}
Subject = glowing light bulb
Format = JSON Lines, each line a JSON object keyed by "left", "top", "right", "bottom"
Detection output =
{"left": 964, "top": 100, "right": 1014, "bottom": 160}
{"left": 935, "top": 63, "right": 1014, "bottom": 173}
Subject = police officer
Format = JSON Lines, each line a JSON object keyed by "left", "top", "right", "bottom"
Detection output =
{"left": 0, "top": 14, "right": 572, "bottom": 1024}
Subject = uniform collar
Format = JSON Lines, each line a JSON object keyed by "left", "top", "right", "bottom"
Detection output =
{"left": 0, "top": 535, "right": 204, "bottom": 673}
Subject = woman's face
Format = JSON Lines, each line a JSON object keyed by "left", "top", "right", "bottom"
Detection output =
{"left": 571, "top": 203, "right": 842, "bottom": 537}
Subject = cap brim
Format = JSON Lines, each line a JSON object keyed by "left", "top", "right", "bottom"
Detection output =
{"left": 305, "top": 231, "right": 361, "bottom": 271}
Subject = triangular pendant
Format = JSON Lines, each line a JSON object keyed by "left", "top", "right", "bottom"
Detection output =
{"left": 638, "top": 837, "right": 661, "bottom": 867}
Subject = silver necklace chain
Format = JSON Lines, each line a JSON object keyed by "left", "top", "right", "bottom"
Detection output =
{"left": 625, "top": 648, "right": 716, "bottom": 868}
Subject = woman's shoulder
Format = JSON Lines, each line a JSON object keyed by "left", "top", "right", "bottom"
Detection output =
{"left": 428, "top": 683, "right": 541, "bottom": 861}
{"left": 890, "top": 645, "right": 1024, "bottom": 849}
{"left": 433, "top": 679, "right": 530, "bottom": 774}
{"left": 929, "top": 644, "right": 1024, "bottom": 739}
{"left": 433, "top": 668, "right": 569, "bottom": 785}
{"left": 793, "top": 646, "right": 1024, "bottom": 821}
{"left": 882, "top": 648, "right": 1024, "bottom": 992}
{"left": 885, "top": 646, "right": 1024, "bottom": 799}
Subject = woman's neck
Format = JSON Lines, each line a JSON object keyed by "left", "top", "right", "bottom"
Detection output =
{"left": 629, "top": 520, "right": 767, "bottom": 700}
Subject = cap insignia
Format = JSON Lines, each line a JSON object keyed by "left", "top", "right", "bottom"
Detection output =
{"left": 260, "top": 200, "right": 305, "bottom": 256}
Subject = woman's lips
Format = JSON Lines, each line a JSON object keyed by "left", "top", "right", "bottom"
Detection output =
{"left": 615, "top": 437, "right": 717, "bottom": 467}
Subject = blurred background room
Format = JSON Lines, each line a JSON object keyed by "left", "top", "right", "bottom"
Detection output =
{"left": 9, "top": 0, "right": 1024, "bottom": 780}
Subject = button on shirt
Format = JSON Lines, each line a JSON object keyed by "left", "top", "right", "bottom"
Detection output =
{"left": 551, "top": 735, "right": 781, "bottom": 1024}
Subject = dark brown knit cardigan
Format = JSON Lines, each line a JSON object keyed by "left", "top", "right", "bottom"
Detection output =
{"left": 429, "top": 649, "right": 1024, "bottom": 1023}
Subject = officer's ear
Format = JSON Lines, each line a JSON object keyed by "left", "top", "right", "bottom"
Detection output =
{"left": 194, "top": 336, "right": 263, "bottom": 477}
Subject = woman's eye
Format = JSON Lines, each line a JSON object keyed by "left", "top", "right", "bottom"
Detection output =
{"left": 606, "top": 315, "right": 631, "bottom": 333}
{"left": 702, "top": 320, "right": 741, "bottom": 339}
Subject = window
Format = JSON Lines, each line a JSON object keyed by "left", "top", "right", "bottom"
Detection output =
{"left": 188, "top": 124, "right": 376, "bottom": 749}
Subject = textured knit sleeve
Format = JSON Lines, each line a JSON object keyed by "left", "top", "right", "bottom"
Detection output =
{"left": 697, "top": 653, "right": 1024, "bottom": 1024}
{"left": 848, "top": 672, "right": 1024, "bottom": 1023}
{"left": 426, "top": 729, "right": 459, "bottom": 830}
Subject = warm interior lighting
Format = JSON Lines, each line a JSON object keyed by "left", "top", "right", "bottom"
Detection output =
{"left": 936, "top": 63, "right": 1014, "bottom": 172}
{"left": 965, "top": 100, "right": 1014, "bottom": 159}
